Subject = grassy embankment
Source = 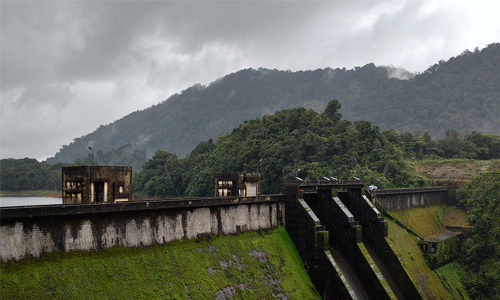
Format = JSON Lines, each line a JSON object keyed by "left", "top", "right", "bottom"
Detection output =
{"left": 0, "top": 226, "right": 320, "bottom": 300}
{"left": 386, "top": 205, "right": 470, "bottom": 299}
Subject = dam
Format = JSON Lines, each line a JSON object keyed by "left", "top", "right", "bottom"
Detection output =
{"left": 0, "top": 175, "right": 461, "bottom": 299}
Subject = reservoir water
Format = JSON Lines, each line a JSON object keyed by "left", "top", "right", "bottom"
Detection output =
{"left": 0, "top": 197, "right": 63, "bottom": 208}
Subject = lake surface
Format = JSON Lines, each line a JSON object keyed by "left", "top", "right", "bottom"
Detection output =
{"left": 0, "top": 197, "right": 63, "bottom": 208}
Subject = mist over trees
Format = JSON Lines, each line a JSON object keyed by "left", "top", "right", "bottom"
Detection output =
{"left": 45, "top": 43, "right": 500, "bottom": 165}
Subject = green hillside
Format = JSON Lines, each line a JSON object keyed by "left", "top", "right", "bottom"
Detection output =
{"left": 132, "top": 100, "right": 500, "bottom": 198}
{"left": 456, "top": 163, "right": 500, "bottom": 299}
{"left": 133, "top": 101, "right": 428, "bottom": 197}
{"left": 46, "top": 43, "right": 500, "bottom": 164}
{"left": 1, "top": 226, "right": 320, "bottom": 299}
{"left": 4, "top": 99, "right": 500, "bottom": 196}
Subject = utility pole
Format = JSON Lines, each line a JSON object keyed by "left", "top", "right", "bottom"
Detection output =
{"left": 88, "top": 146, "right": 93, "bottom": 166}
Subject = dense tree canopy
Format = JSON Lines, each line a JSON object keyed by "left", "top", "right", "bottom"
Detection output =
{"left": 134, "top": 100, "right": 429, "bottom": 197}
{"left": 0, "top": 158, "right": 63, "bottom": 191}
{"left": 457, "top": 163, "right": 500, "bottom": 299}
{"left": 3, "top": 101, "right": 500, "bottom": 194}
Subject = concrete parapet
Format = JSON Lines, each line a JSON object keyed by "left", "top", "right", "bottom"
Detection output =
{"left": 0, "top": 197, "right": 284, "bottom": 262}
{"left": 0, "top": 195, "right": 283, "bottom": 219}
{"left": 376, "top": 188, "right": 448, "bottom": 211}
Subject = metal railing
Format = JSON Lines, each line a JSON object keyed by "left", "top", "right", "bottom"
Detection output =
{"left": 286, "top": 177, "right": 364, "bottom": 186}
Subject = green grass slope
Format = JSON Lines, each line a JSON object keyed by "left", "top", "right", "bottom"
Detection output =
{"left": 386, "top": 204, "right": 472, "bottom": 299}
{"left": 388, "top": 205, "right": 449, "bottom": 238}
{"left": 1, "top": 226, "right": 320, "bottom": 300}
{"left": 435, "top": 262, "right": 470, "bottom": 300}
{"left": 386, "top": 218, "right": 454, "bottom": 299}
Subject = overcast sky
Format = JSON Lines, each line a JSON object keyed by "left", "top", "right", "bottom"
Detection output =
{"left": 1, "top": 0, "right": 499, "bottom": 161}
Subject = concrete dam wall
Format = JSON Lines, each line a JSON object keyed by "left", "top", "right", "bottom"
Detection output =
{"left": 1, "top": 184, "right": 456, "bottom": 299}
{"left": 0, "top": 196, "right": 284, "bottom": 262}
{"left": 376, "top": 188, "right": 448, "bottom": 211}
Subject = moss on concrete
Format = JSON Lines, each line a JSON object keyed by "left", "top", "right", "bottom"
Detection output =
{"left": 387, "top": 205, "right": 448, "bottom": 238}
{"left": 425, "top": 233, "right": 462, "bottom": 269}
{"left": 441, "top": 206, "right": 470, "bottom": 227}
{"left": 1, "top": 226, "right": 320, "bottom": 300}
{"left": 357, "top": 243, "right": 396, "bottom": 299}
{"left": 435, "top": 262, "right": 470, "bottom": 300}
{"left": 386, "top": 218, "right": 453, "bottom": 299}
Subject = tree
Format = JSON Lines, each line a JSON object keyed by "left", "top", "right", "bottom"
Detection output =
{"left": 457, "top": 163, "right": 500, "bottom": 299}
{"left": 133, "top": 150, "right": 184, "bottom": 197}
{"left": 322, "top": 99, "right": 342, "bottom": 123}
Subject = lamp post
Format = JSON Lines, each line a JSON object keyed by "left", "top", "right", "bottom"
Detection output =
{"left": 88, "top": 146, "right": 93, "bottom": 166}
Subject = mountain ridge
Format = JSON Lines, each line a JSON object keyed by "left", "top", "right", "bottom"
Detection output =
{"left": 46, "top": 43, "right": 500, "bottom": 164}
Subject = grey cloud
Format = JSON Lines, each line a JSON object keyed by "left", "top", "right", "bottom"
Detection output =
{"left": 1, "top": 1, "right": 383, "bottom": 91}
{"left": 1, "top": 2, "right": 157, "bottom": 89}
{"left": 1, "top": 0, "right": 498, "bottom": 160}
{"left": 14, "top": 83, "right": 72, "bottom": 108}
{"left": 335, "top": 0, "right": 473, "bottom": 71}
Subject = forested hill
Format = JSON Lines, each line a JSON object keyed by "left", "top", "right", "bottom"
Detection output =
{"left": 46, "top": 43, "right": 500, "bottom": 164}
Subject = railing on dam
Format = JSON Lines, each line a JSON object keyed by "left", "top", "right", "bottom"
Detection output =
{"left": 0, "top": 195, "right": 284, "bottom": 220}
{"left": 287, "top": 178, "right": 365, "bottom": 190}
